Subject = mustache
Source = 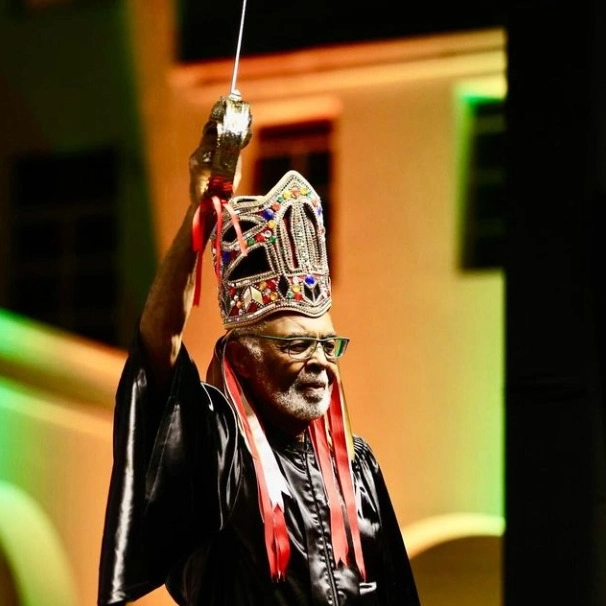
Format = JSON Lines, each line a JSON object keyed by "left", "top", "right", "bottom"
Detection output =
{"left": 296, "top": 371, "right": 330, "bottom": 386}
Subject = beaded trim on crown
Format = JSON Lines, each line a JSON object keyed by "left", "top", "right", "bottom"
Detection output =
{"left": 210, "top": 170, "right": 332, "bottom": 327}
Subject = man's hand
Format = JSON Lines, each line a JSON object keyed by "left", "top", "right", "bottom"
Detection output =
{"left": 189, "top": 92, "right": 252, "bottom": 205}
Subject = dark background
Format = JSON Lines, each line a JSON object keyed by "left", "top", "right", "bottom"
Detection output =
{"left": 178, "top": 0, "right": 507, "bottom": 61}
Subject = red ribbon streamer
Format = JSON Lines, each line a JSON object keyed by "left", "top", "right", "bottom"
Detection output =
{"left": 222, "top": 354, "right": 291, "bottom": 580}
{"left": 308, "top": 385, "right": 366, "bottom": 579}
{"left": 191, "top": 176, "right": 249, "bottom": 307}
{"left": 309, "top": 417, "right": 350, "bottom": 567}
{"left": 326, "top": 385, "right": 367, "bottom": 580}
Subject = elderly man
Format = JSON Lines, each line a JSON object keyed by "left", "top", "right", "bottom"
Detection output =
{"left": 98, "top": 96, "right": 421, "bottom": 606}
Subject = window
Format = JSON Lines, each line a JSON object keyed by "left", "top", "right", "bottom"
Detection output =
{"left": 254, "top": 120, "right": 334, "bottom": 264}
{"left": 7, "top": 147, "right": 119, "bottom": 345}
{"left": 459, "top": 97, "right": 506, "bottom": 270}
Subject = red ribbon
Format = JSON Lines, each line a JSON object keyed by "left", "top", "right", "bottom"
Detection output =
{"left": 327, "top": 385, "right": 367, "bottom": 580}
{"left": 222, "top": 354, "right": 291, "bottom": 580}
{"left": 309, "top": 417, "right": 350, "bottom": 566}
{"left": 309, "top": 385, "right": 366, "bottom": 580}
{"left": 191, "top": 176, "right": 249, "bottom": 306}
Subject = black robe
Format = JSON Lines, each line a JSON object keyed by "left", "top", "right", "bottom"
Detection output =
{"left": 97, "top": 337, "right": 421, "bottom": 605}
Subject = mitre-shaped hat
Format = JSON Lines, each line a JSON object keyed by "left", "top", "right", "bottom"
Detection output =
{"left": 209, "top": 170, "right": 332, "bottom": 327}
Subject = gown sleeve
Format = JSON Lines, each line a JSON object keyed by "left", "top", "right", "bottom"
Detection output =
{"left": 97, "top": 334, "right": 240, "bottom": 606}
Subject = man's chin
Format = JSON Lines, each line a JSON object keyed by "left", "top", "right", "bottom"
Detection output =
{"left": 304, "top": 395, "right": 330, "bottom": 417}
{"left": 301, "top": 384, "right": 328, "bottom": 399}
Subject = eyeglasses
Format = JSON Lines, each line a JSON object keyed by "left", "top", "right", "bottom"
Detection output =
{"left": 239, "top": 334, "right": 350, "bottom": 361}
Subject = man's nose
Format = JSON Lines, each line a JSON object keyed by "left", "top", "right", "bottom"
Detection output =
{"left": 307, "top": 341, "right": 330, "bottom": 365}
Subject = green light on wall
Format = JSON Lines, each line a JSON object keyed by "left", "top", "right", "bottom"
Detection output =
{"left": 0, "top": 306, "right": 124, "bottom": 416}
{"left": 455, "top": 80, "right": 507, "bottom": 271}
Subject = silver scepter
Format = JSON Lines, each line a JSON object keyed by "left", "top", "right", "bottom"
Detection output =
{"left": 189, "top": 0, "right": 252, "bottom": 200}
{"left": 230, "top": 0, "right": 248, "bottom": 98}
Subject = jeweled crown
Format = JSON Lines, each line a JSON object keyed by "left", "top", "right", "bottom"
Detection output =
{"left": 210, "top": 170, "right": 332, "bottom": 327}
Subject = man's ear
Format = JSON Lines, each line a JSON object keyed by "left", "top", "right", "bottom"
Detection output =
{"left": 225, "top": 339, "right": 254, "bottom": 378}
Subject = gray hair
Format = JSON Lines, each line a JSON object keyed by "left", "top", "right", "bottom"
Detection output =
{"left": 225, "top": 320, "right": 270, "bottom": 361}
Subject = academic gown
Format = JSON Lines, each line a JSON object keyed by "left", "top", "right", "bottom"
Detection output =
{"left": 97, "top": 336, "right": 421, "bottom": 606}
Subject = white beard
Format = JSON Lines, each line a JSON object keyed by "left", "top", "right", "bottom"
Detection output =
{"left": 272, "top": 375, "right": 331, "bottom": 422}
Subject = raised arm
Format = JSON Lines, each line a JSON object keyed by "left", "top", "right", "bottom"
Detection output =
{"left": 139, "top": 94, "right": 252, "bottom": 389}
